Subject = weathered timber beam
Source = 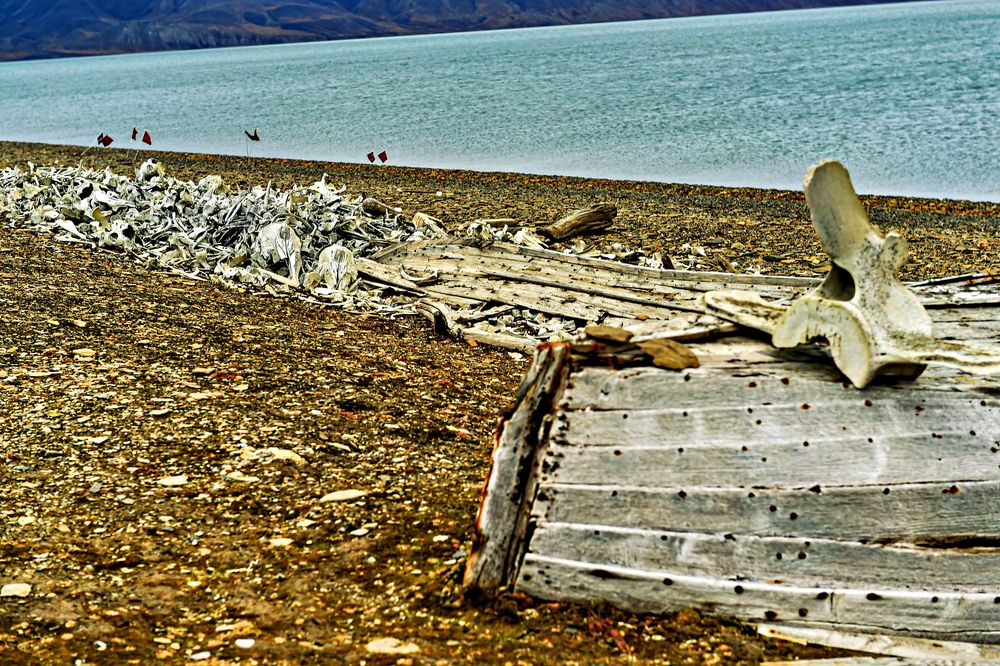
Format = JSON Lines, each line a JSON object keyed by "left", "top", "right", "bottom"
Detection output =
{"left": 539, "top": 203, "right": 617, "bottom": 241}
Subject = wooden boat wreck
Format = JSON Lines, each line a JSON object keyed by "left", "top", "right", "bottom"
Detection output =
{"left": 463, "top": 161, "right": 1000, "bottom": 647}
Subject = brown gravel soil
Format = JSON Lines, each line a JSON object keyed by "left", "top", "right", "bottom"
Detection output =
{"left": 1, "top": 141, "right": 996, "bottom": 665}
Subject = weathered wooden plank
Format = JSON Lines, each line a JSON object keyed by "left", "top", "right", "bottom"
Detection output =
{"left": 534, "top": 480, "right": 1000, "bottom": 541}
{"left": 932, "top": 318, "right": 1000, "bottom": 343}
{"left": 561, "top": 360, "right": 1000, "bottom": 412}
{"left": 757, "top": 624, "right": 1000, "bottom": 662}
{"left": 421, "top": 272, "right": 716, "bottom": 322}
{"left": 528, "top": 523, "right": 1000, "bottom": 590}
{"left": 421, "top": 279, "right": 604, "bottom": 321}
{"left": 764, "top": 657, "right": 975, "bottom": 665}
{"left": 374, "top": 241, "right": 817, "bottom": 300}
{"left": 556, "top": 395, "right": 998, "bottom": 445}
{"left": 373, "top": 239, "right": 819, "bottom": 287}
{"left": 372, "top": 243, "right": 998, "bottom": 332}
{"left": 544, "top": 430, "right": 1000, "bottom": 488}
{"left": 461, "top": 328, "right": 538, "bottom": 352}
{"left": 398, "top": 255, "right": 808, "bottom": 304}
{"left": 379, "top": 241, "right": 999, "bottom": 309}
{"left": 472, "top": 243, "right": 823, "bottom": 288}
{"left": 464, "top": 343, "right": 570, "bottom": 589}
{"left": 516, "top": 555, "right": 1000, "bottom": 641}
{"left": 480, "top": 268, "right": 708, "bottom": 315}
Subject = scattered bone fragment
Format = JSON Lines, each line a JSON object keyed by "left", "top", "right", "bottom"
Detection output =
{"left": 702, "top": 160, "right": 1000, "bottom": 387}
{"left": 304, "top": 244, "right": 356, "bottom": 293}
{"left": 0, "top": 160, "right": 726, "bottom": 350}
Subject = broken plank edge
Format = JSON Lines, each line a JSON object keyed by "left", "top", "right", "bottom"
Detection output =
{"left": 464, "top": 343, "right": 572, "bottom": 589}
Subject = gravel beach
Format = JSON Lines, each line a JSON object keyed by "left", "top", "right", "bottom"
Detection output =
{"left": 1, "top": 141, "right": 996, "bottom": 664}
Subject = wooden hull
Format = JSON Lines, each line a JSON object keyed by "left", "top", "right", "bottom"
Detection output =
{"left": 466, "top": 294, "right": 1000, "bottom": 642}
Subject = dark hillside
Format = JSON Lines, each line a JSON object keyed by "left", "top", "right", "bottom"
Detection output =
{"left": 0, "top": 0, "right": 933, "bottom": 61}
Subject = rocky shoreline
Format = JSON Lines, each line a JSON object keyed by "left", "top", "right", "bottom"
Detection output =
{"left": 1, "top": 141, "right": 995, "bottom": 664}
{"left": 3, "top": 141, "right": 998, "bottom": 280}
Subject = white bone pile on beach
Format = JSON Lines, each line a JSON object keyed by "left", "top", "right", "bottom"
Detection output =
{"left": 0, "top": 160, "right": 667, "bottom": 345}
{"left": 1, "top": 160, "right": 444, "bottom": 304}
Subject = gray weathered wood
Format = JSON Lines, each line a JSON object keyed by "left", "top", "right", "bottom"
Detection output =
{"left": 539, "top": 203, "right": 618, "bottom": 241}
{"left": 757, "top": 624, "right": 1000, "bottom": 662}
{"left": 560, "top": 347, "right": 1000, "bottom": 411}
{"left": 556, "top": 397, "right": 998, "bottom": 446}
{"left": 528, "top": 523, "right": 1000, "bottom": 590}
{"left": 463, "top": 343, "right": 570, "bottom": 589}
{"left": 534, "top": 480, "right": 1000, "bottom": 541}
{"left": 543, "top": 430, "right": 1000, "bottom": 488}
{"left": 456, "top": 245, "right": 1000, "bottom": 643}
{"left": 516, "top": 554, "right": 1000, "bottom": 641}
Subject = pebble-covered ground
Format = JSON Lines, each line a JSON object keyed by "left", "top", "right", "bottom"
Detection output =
{"left": 1, "top": 141, "right": 996, "bottom": 665}
{"left": 3, "top": 141, "right": 998, "bottom": 280}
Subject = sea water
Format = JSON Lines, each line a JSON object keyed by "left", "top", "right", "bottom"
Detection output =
{"left": 0, "top": 0, "right": 997, "bottom": 200}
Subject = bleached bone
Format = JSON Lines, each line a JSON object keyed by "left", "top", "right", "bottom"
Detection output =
{"left": 252, "top": 221, "right": 302, "bottom": 287}
{"left": 704, "top": 160, "right": 1000, "bottom": 388}
{"left": 302, "top": 244, "right": 357, "bottom": 293}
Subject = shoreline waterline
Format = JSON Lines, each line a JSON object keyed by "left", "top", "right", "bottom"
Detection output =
{"left": 2, "top": 2, "right": 997, "bottom": 203}
{"left": 1, "top": 140, "right": 997, "bottom": 284}
{"left": 3, "top": 140, "right": 999, "bottom": 207}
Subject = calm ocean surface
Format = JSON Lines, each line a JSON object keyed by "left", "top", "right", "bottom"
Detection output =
{"left": 0, "top": 0, "right": 997, "bottom": 200}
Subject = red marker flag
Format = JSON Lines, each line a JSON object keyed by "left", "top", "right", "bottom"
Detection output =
{"left": 244, "top": 128, "right": 260, "bottom": 141}
{"left": 97, "top": 132, "right": 106, "bottom": 144}
{"left": 131, "top": 127, "right": 138, "bottom": 141}
{"left": 142, "top": 130, "right": 152, "bottom": 145}
{"left": 100, "top": 134, "right": 114, "bottom": 147}
{"left": 367, "top": 152, "right": 376, "bottom": 163}
{"left": 377, "top": 150, "right": 388, "bottom": 163}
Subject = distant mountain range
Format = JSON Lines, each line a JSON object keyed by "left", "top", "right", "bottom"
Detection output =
{"left": 0, "top": 0, "right": 927, "bottom": 61}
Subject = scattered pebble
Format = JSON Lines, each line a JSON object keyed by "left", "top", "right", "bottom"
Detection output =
{"left": 0, "top": 583, "right": 32, "bottom": 598}
{"left": 320, "top": 489, "right": 368, "bottom": 502}
{"left": 266, "top": 447, "right": 307, "bottom": 464}
{"left": 366, "top": 637, "right": 420, "bottom": 655}
{"left": 234, "top": 638, "right": 255, "bottom": 649}
{"left": 226, "top": 471, "right": 260, "bottom": 483}
{"left": 157, "top": 474, "right": 188, "bottom": 487}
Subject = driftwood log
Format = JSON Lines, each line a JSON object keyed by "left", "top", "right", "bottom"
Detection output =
{"left": 539, "top": 203, "right": 617, "bottom": 241}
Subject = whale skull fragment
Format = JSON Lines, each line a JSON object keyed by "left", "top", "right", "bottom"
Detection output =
{"left": 703, "top": 159, "right": 1000, "bottom": 388}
